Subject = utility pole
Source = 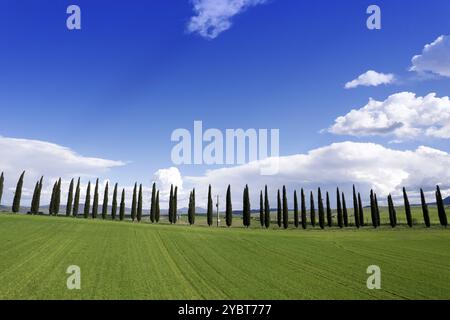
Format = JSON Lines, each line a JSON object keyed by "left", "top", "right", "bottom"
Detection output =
{"left": 216, "top": 195, "right": 220, "bottom": 227}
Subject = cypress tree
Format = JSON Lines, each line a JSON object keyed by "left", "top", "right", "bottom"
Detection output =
{"left": 137, "top": 184, "right": 143, "bottom": 222}
{"left": 420, "top": 189, "right": 430, "bottom": 228}
{"left": 131, "top": 183, "right": 137, "bottom": 222}
{"left": 277, "top": 190, "right": 282, "bottom": 228}
{"left": 374, "top": 193, "right": 381, "bottom": 227}
{"left": 30, "top": 181, "right": 39, "bottom": 214}
{"left": 436, "top": 185, "right": 448, "bottom": 227}
{"left": 191, "top": 188, "right": 196, "bottom": 225}
{"left": 188, "top": 191, "right": 193, "bottom": 225}
{"left": 119, "top": 189, "right": 125, "bottom": 221}
{"left": 403, "top": 187, "right": 412, "bottom": 227}
{"left": 34, "top": 176, "right": 44, "bottom": 215}
{"left": 111, "top": 183, "right": 118, "bottom": 220}
{"left": 173, "top": 186, "right": 178, "bottom": 224}
{"left": 245, "top": 185, "right": 251, "bottom": 227}
{"left": 150, "top": 182, "right": 156, "bottom": 223}
{"left": 155, "top": 190, "right": 160, "bottom": 223}
{"left": 102, "top": 182, "right": 109, "bottom": 219}
{"left": 66, "top": 178, "right": 74, "bottom": 216}
{"left": 282, "top": 186, "right": 288, "bottom": 229}
{"left": 293, "top": 190, "right": 299, "bottom": 228}
{"left": 84, "top": 182, "right": 91, "bottom": 218}
{"left": 73, "top": 178, "right": 80, "bottom": 217}
{"left": 92, "top": 179, "right": 99, "bottom": 219}
{"left": 301, "top": 188, "right": 307, "bottom": 229}
{"left": 342, "top": 193, "right": 349, "bottom": 227}
{"left": 388, "top": 194, "right": 396, "bottom": 228}
{"left": 49, "top": 181, "right": 56, "bottom": 216}
{"left": 264, "top": 185, "right": 270, "bottom": 229}
{"left": 207, "top": 185, "right": 213, "bottom": 226}
{"left": 318, "top": 188, "right": 325, "bottom": 229}
{"left": 168, "top": 184, "right": 173, "bottom": 224}
{"left": 326, "top": 191, "right": 332, "bottom": 227}
{"left": 12, "top": 171, "right": 25, "bottom": 213}
{"left": 260, "top": 190, "right": 264, "bottom": 228}
{"left": 370, "top": 190, "right": 377, "bottom": 228}
{"left": 336, "top": 187, "right": 343, "bottom": 228}
{"left": 353, "top": 185, "right": 360, "bottom": 228}
{"left": 53, "top": 178, "right": 61, "bottom": 215}
{"left": 242, "top": 186, "right": 247, "bottom": 227}
{"left": 0, "top": 172, "right": 4, "bottom": 206}
{"left": 310, "top": 191, "right": 316, "bottom": 227}
{"left": 358, "top": 192, "right": 364, "bottom": 226}
{"left": 226, "top": 185, "right": 232, "bottom": 227}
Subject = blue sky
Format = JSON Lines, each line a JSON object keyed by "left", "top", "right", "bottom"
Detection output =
{"left": 1, "top": 0, "right": 450, "bottom": 206}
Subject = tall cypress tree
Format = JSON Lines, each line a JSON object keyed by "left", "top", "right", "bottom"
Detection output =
{"left": 207, "top": 185, "right": 213, "bottom": 227}
{"left": 174, "top": 186, "right": 178, "bottom": 224}
{"left": 403, "top": 187, "right": 412, "bottom": 227}
{"left": 436, "top": 185, "right": 448, "bottom": 227}
{"left": 260, "top": 190, "right": 264, "bottom": 228}
{"left": 277, "top": 190, "right": 282, "bottom": 228}
{"left": 318, "top": 188, "right": 325, "bottom": 229}
{"left": 168, "top": 184, "right": 173, "bottom": 224}
{"left": 30, "top": 181, "right": 39, "bottom": 214}
{"left": 53, "top": 178, "right": 61, "bottom": 215}
{"left": 301, "top": 188, "right": 307, "bottom": 229}
{"left": 131, "top": 183, "right": 137, "bottom": 222}
{"left": 336, "top": 187, "right": 343, "bottom": 228}
{"left": 226, "top": 185, "right": 232, "bottom": 227}
{"left": 92, "top": 179, "right": 99, "bottom": 219}
{"left": 119, "top": 188, "right": 125, "bottom": 221}
{"left": 388, "top": 194, "right": 396, "bottom": 228}
{"left": 137, "top": 184, "right": 143, "bottom": 222}
{"left": 150, "top": 182, "right": 156, "bottom": 223}
{"left": 358, "top": 192, "right": 364, "bottom": 226}
{"left": 102, "top": 182, "right": 109, "bottom": 219}
{"left": 326, "top": 191, "right": 332, "bottom": 227}
{"left": 342, "top": 192, "right": 348, "bottom": 227}
{"left": 370, "top": 190, "right": 377, "bottom": 228}
{"left": 34, "top": 176, "right": 44, "bottom": 215}
{"left": 264, "top": 185, "right": 270, "bottom": 229}
{"left": 49, "top": 181, "right": 56, "bottom": 216}
{"left": 84, "top": 181, "right": 91, "bottom": 218}
{"left": 374, "top": 193, "right": 381, "bottom": 227}
{"left": 12, "top": 171, "right": 25, "bottom": 213}
{"left": 0, "top": 172, "right": 4, "bottom": 206}
{"left": 73, "top": 178, "right": 80, "bottom": 217}
{"left": 111, "top": 183, "right": 118, "bottom": 220}
{"left": 310, "top": 191, "right": 316, "bottom": 227}
{"left": 353, "top": 185, "right": 360, "bottom": 228}
{"left": 188, "top": 191, "right": 193, "bottom": 225}
{"left": 245, "top": 185, "right": 251, "bottom": 227}
{"left": 282, "top": 186, "right": 288, "bottom": 229}
{"left": 191, "top": 188, "right": 196, "bottom": 225}
{"left": 242, "top": 186, "right": 247, "bottom": 227}
{"left": 293, "top": 190, "right": 299, "bottom": 228}
{"left": 420, "top": 189, "right": 430, "bottom": 228}
{"left": 155, "top": 190, "right": 160, "bottom": 223}
{"left": 66, "top": 178, "right": 74, "bottom": 216}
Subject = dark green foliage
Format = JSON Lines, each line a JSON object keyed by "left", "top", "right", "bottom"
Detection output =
{"left": 436, "top": 185, "right": 448, "bottom": 227}
{"left": 387, "top": 194, "right": 396, "bottom": 228}
{"left": 92, "top": 179, "right": 99, "bottom": 219}
{"left": 137, "top": 184, "right": 143, "bottom": 222}
{"left": 155, "top": 190, "right": 160, "bottom": 223}
{"left": 102, "top": 182, "right": 109, "bottom": 219}
{"left": 111, "top": 183, "right": 118, "bottom": 220}
{"left": 277, "top": 190, "right": 282, "bottom": 228}
{"left": 374, "top": 193, "right": 380, "bottom": 227}
{"left": 342, "top": 192, "right": 348, "bottom": 227}
{"left": 30, "top": 181, "right": 39, "bottom": 215}
{"left": 293, "top": 190, "right": 299, "bottom": 228}
{"left": 352, "top": 185, "right": 360, "bottom": 228}
{"left": 119, "top": 189, "right": 125, "bottom": 221}
{"left": 370, "top": 190, "right": 377, "bottom": 228}
{"left": 73, "top": 178, "right": 80, "bottom": 217}
{"left": 264, "top": 185, "right": 270, "bottom": 229}
{"left": 420, "top": 189, "right": 430, "bottom": 228}
{"left": 318, "top": 188, "right": 325, "bottom": 229}
{"left": 358, "top": 193, "right": 364, "bottom": 226}
{"left": 12, "top": 171, "right": 25, "bottom": 213}
{"left": 30, "top": 176, "right": 43, "bottom": 215}
{"left": 243, "top": 185, "right": 251, "bottom": 227}
{"left": 403, "top": 187, "right": 413, "bottom": 227}
{"left": 310, "top": 191, "right": 316, "bottom": 227}
{"left": 131, "top": 183, "right": 137, "bottom": 222}
{"left": 168, "top": 184, "right": 173, "bottom": 224}
{"left": 188, "top": 189, "right": 196, "bottom": 225}
{"left": 207, "top": 185, "right": 213, "bottom": 226}
{"left": 226, "top": 185, "right": 232, "bottom": 227}
{"left": 260, "top": 190, "right": 264, "bottom": 228}
{"left": 173, "top": 186, "right": 178, "bottom": 224}
{"left": 336, "top": 187, "right": 343, "bottom": 228}
{"left": 326, "top": 192, "right": 332, "bottom": 227}
{"left": 49, "top": 181, "right": 57, "bottom": 216}
{"left": 282, "top": 186, "right": 288, "bottom": 229}
{"left": 150, "top": 182, "right": 156, "bottom": 223}
{"left": 66, "top": 178, "right": 74, "bottom": 216}
{"left": 84, "top": 181, "right": 91, "bottom": 218}
{"left": 301, "top": 188, "right": 307, "bottom": 229}
{"left": 0, "top": 172, "right": 4, "bottom": 206}
{"left": 52, "top": 178, "right": 61, "bottom": 215}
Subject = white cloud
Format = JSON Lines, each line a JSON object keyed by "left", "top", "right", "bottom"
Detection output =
{"left": 152, "top": 167, "right": 184, "bottom": 200}
{"left": 183, "top": 142, "right": 450, "bottom": 208}
{"left": 187, "top": 0, "right": 267, "bottom": 39}
{"left": 327, "top": 92, "right": 450, "bottom": 139}
{"left": 0, "top": 136, "right": 125, "bottom": 206}
{"left": 411, "top": 35, "right": 450, "bottom": 77}
{"left": 345, "top": 70, "right": 395, "bottom": 89}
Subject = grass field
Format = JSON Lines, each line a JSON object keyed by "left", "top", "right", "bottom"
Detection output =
{"left": 0, "top": 210, "right": 450, "bottom": 300}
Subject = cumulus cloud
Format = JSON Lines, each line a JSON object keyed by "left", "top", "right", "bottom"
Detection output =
{"left": 345, "top": 70, "right": 395, "bottom": 89}
{"left": 0, "top": 136, "right": 125, "bottom": 206}
{"left": 152, "top": 167, "right": 184, "bottom": 201}
{"left": 327, "top": 92, "right": 450, "bottom": 139}
{"left": 183, "top": 142, "right": 450, "bottom": 208}
{"left": 187, "top": 0, "right": 267, "bottom": 39}
{"left": 410, "top": 35, "right": 450, "bottom": 77}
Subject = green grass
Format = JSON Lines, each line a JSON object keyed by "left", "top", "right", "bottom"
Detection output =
{"left": 0, "top": 212, "right": 449, "bottom": 300}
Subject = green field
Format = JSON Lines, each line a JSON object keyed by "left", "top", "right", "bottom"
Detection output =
{"left": 1, "top": 210, "right": 450, "bottom": 300}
